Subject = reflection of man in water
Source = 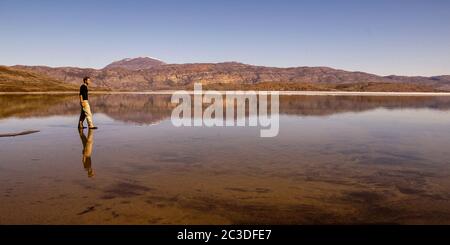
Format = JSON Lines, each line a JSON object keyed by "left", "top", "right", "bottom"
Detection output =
{"left": 78, "top": 128, "right": 95, "bottom": 178}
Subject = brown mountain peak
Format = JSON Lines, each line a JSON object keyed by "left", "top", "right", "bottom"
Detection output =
{"left": 104, "top": 57, "right": 166, "bottom": 70}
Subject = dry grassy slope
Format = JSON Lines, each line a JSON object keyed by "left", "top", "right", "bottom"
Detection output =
{"left": 0, "top": 66, "right": 78, "bottom": 92}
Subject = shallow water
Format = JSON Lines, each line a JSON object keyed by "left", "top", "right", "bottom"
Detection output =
{"left": 1, "top": 94, "right": 450, "bottom": 224}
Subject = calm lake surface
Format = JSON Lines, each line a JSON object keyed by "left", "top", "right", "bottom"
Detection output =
{"left": 1, "top": 94, "right": 450, "bottom": 224}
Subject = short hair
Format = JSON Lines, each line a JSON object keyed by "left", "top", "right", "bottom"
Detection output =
{"left": 83, "top": 76, "right": 90, "bottom": 83}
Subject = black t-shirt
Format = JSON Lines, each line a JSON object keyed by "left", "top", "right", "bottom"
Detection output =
{"left": 80, "top": 84, "right": 88, "bottom": 100}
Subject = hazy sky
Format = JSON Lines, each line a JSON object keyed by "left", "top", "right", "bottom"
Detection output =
{"left": 1, "top": 0, "right": 449, "bottom": 76}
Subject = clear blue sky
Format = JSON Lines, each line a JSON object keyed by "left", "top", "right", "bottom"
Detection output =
{"left": 1, "top": 0, "right": 449, "bottom": 76}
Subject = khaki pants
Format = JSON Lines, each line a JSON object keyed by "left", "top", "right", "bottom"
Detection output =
{"left": 79, "top": 101, "right": 94, "bottom": 128}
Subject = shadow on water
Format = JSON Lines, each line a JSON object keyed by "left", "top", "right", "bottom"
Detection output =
{"left": 0, "top": 130, "right": 40, "bottom": 137}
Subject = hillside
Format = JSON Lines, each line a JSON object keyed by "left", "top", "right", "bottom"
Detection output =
{"left": 2, "top": 57, "right": 450, "bottom": 92}
{"left": 0, "top": 66, "right": 78, "bottom": 92}
{"left": 104, "top": 57, "right": 166, "bottom": 70}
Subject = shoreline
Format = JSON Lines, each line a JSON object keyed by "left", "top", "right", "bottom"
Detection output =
{"left": 1, "top": 91, "right": 450, "bottom": 96}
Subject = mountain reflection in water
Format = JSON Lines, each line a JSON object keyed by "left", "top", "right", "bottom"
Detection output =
{"left": 1, "top": 94, "right": 450, "bottom": 124}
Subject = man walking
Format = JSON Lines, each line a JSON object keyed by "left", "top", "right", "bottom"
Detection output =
{"left": 78, "top": 77, "right": 98, "bottom": 129}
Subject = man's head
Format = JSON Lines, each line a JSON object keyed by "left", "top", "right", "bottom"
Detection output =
{"left": 83, "top": 76, "right": 91, "bottom": 85}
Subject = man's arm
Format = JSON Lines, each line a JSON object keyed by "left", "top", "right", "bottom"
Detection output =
{"left": 80, "top": 85, "right": 85, "bottom": 103}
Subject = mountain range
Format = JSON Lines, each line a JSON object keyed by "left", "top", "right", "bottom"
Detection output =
{"left": 1, "top": 57, "right": 450, "bottom": 92}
